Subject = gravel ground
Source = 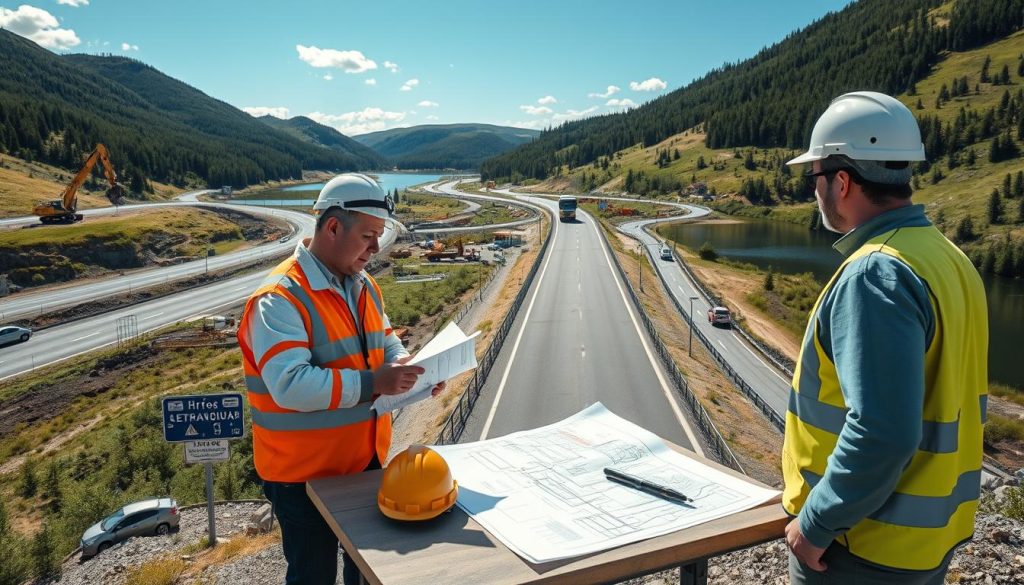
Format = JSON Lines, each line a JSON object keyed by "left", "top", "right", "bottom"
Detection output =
{"left": 43, "top": 501, "right": 1023, "bottom": 585}
{"left": 45, "top": 502, "right": 271, "bottom": 585}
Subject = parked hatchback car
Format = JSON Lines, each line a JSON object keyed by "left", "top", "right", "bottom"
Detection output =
{"left": 81, "top": 498, "right": 179, "bottom": 558}
{"left": 0, "top": 325, "right": 31, "bottom": 346}
{"left": 707, "top": 306, "right": 732, "bottom": 327}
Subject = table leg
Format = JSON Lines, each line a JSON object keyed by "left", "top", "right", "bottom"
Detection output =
{"left": 680, "top": 558, "right": 708, "bottom": 585}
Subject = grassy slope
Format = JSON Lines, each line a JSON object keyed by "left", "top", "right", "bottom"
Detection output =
{"left": 534, "top": 27, "right": 1024, "bottom": 245}
{"left": 0, "top": 154, "right": 181, "bottom": 218}
{"left": 0, "top": 207, "right": 246, "bottom": 257}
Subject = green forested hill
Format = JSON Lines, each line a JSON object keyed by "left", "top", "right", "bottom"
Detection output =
{"left": 482, "top": 0, "right": 1024, "bottom": 182}
{"left": 481, "top": 0, "right": 1024, "bottom": 279}
{"left": 0, "top": 30, "right": 382, "bottom": 190}
{"left": 355, "top": 124, "right": 538, "bottom": 169}
{"left": 256, "top": 115, "right": 386, "bottom": 168}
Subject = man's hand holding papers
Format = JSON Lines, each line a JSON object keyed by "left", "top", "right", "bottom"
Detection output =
{"left": 371, "top": 322, "right": 480, "bottom": 413}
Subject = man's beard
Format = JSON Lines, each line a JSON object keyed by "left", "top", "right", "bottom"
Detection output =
{"left": 816, "top": 186, "right": 845, "bottom": 234}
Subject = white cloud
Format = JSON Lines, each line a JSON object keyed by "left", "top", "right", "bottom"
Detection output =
{"left": 295, "top": 45, "right": 376, "bottom": 73}
{"left": 383, "top": 61, "right": 399, "bottom": 73}
{"left": 520, "top": 105, "right": 553, "bottom": 116}
{"left": 501, "top": 119, "right": 546, "bottom": 130}
{"left": 537, "top": 95, "right": 557, "bottom": 105}
{"left": 553, "top": 106, "right": 599, "bottom": 122}
{"left": 323, "top": 73, "right": 333, "bottom": 81}
{"left": 0, "top": 5, "right": 80, "bottom": 50}
{"left": 426, "top": 115, "right": 440, "bottom": 121}
{"left": 400, "top": 78, "right": 419, "bottom": 91}
{"left": 418, "top": 100, "right": 439, "bottom": 107}
{"left": 588, "top": 85, "right": 620, "bottom": 99}
{"left": 307, "top": 107, "right": 407, "bottom": 136}
{"left": 120, "top": 42, "right": 139, "bottom": 51}
{"left": 364, "top": 78, "right": 377, "bottom": 86}
{"left": 606, "top": 98, "right": 637, "bottom": 108}
{"left": 630, "top": 77, "right": 667, "bottom": 92}
{"left": 243, "top": 106, "right": 290, "bottom": 119}
{"left": 57, "top": 0, "right": 89, "bottom": 5}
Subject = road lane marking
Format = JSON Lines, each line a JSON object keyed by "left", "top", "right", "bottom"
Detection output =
{"left": 592, "top": 217, "right": 704, "bottom": 456}
{"left": 140, "top": 312, "right": 165, "bottom": 321}
{"left": 717, "top": 340, "right": 727, "bottom": 349}
{"left": 480, "top": 208, "right": 560, "bottom": 440}
{"left": 71, "top": 332, "right": 100, "bottom": 341}
{"left": 731, "top": 332, "right": 790, "bottom": 384}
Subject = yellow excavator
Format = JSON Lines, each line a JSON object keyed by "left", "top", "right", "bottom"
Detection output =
{"left": 33, "top": 143, "right": 127, "bottom": 224}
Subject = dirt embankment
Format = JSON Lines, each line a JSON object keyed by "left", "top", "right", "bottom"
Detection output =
{"left": 0, "top": 206, "right": 288, "bottom": 291}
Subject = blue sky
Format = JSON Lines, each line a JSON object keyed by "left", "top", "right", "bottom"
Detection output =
{"left": 2, "top": 0, "right": 855, "bottom": 136}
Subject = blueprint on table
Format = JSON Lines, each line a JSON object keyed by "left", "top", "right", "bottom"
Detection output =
{"left": 431, "top": 403, "right": 779, "bottom": 564}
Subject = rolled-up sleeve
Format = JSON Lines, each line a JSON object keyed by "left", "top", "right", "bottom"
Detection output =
{"left": 246, "top": 293, "right": 374, "bottom": 410}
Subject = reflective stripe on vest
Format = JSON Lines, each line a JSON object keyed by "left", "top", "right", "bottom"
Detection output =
{"left": 783, "top": 225, "right": 988, "bottom": 571}
{"left": 239, "top": 256, "right": 393, "bottom": 482}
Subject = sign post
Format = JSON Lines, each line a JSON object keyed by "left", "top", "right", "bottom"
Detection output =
{"left": 162, "top": 393, "right": 245, "bottom": 548}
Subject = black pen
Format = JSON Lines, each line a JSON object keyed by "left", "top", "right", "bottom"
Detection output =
{"left": 604, "top": 467, "right": 693, "bottom": 504}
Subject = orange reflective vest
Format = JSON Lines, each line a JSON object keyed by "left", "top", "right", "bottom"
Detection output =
{"left": 238, "top": 256, "right": 392, "bottom": 482}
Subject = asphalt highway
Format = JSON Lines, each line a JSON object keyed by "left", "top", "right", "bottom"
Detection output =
{"left": 453, "top": 196, "right": 703, "bottom": 453}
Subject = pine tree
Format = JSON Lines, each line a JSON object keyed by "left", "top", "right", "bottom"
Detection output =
{"left": 981, "top": 55, "right": 992, "bottom": 83}
{"left": 19, "top": 458, "right": 37, "bottom": 498}
{"left": 31, "top": 523, "right": 58, "bottom": 580}
{"left": 764, "top": 266, "right": 775, "bottom": 292}
{"left": 43, "top": 461, "right": 61, "bottom": 511}
{"left": 1016, "top": 171, "right": 1024, "bottom": 198}
{"left": 1004, "top": 173, "right": 1013, "bottom": 199}
{"left": 989, "top": 189, "right": 1004, "bottom": 224}
{"left": 955, "top": 216, "right": 977, "bottom": 243}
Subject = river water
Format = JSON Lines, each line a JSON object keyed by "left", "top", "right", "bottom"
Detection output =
{"left": 662, "top": 218, "right": 1024, "bottom": 390}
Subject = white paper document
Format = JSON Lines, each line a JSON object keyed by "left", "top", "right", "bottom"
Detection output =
{"left": 431, "top": 403, "right": 780, "bottom": 564}
{"left": 370, "top": 322, "right": 480, "bottom": 413}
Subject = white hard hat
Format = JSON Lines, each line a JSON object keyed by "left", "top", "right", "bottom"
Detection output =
{"left": 787, "top": 92, "right": 926, "bottom": 167}
{"left": 312, "top": 173, "right": 394, "bottom": 220}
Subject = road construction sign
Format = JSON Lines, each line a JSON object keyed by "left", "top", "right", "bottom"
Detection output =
{"left": 162, "top": 393, "right": 245, "bottom": 442}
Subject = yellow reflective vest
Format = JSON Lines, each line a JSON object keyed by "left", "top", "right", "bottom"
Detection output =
{"left": 783, "top": 224, "right": 988, "bottom": 570}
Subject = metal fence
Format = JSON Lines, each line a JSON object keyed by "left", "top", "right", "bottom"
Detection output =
{"left": 601, "top": 230, "right": 745, "bottom": 473}
{"left": 436, "top": 216, "right": 551, "bottom": 445}
{"left": 657, "top": 245, "right": 787, "bottom": 432}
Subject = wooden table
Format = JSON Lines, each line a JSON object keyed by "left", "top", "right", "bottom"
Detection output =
{"left": 307, "top": 444, "right": 787, "bottom": 585}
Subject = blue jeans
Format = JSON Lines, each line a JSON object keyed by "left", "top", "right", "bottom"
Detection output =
{"left": 264, "top": 457, "right": 380, "bottom": 585}
{"left": 789, "top": 542, "right": 952, "bottom": 585}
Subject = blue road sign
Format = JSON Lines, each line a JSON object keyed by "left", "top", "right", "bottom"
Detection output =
{"left": 162, "top": 393, "right": 245, "bottom": 443}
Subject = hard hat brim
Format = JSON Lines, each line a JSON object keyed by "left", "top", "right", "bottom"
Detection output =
{"left": 786, "top": 151, "right": 820, "bottom": 166}
{"left": 378, "top": 481, "right": 458, "bottom": 521}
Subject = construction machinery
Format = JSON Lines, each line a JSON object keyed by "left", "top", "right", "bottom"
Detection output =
{"left": 426, "top": 239, "right": 465, "bottom": 262}
{"left": 33, "top": 144, "right": 126, "bottom": 224}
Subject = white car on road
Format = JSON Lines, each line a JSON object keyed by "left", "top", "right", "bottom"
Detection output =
{"left": 0, "top": 325, "right": 31, "bottom": 346}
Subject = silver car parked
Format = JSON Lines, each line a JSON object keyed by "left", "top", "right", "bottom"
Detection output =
{"left": 80, "top": 498, "right": 179, "bottom": 558}
{"left": 0, "top": 325, "right": 31, "bottom": 346}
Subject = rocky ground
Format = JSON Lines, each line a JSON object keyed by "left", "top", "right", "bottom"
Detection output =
{"left": 43, "top": 501, "right": 1024, "bottom": 584}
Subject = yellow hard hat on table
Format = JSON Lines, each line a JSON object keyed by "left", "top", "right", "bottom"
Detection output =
{"left": 377, "top": 445, "right": 458, "bottom": 521}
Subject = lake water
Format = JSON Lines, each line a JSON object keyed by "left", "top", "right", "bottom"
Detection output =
{"left": 662, "top": 218, "right": 1024, "bottom": 390}
{"left": 238, "top": 173, "right": 449, "bottom": 207}
{"left": 282, "top": 172, "right": 448, "bottom": 193}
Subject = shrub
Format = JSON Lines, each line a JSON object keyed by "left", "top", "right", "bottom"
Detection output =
{"left": 698, "top": 241, "right": 718, "bottom": 261}
{"left": 1001, "top": 486, "right": 1024, "bottom": 521}
{"left": 124, "top": 558, "right": 187, "bottom": 585}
